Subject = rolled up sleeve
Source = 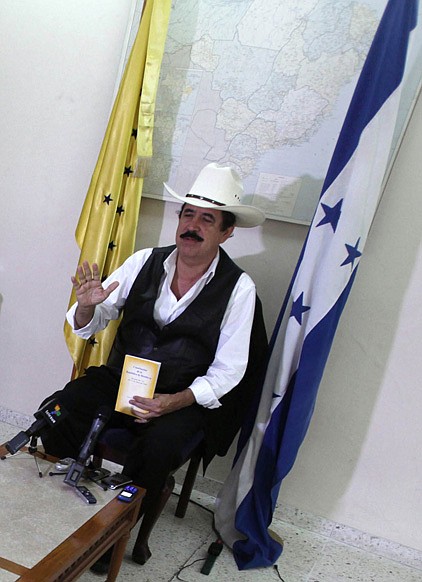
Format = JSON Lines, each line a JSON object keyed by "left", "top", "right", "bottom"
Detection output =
{"left": 189, "top": 273, "right": 256, "bottom": 408}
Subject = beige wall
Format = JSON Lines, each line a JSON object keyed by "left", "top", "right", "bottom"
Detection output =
{"left": 1, "top": 1, "right": 421, "bottom": 552}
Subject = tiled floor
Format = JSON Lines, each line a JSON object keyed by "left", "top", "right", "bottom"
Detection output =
{"left": 1, "top": 419, "right": 421, "bottom": 582}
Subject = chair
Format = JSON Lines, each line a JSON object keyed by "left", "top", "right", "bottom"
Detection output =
{"left": 92, "top": 427, "right": 204, "bottom": 564}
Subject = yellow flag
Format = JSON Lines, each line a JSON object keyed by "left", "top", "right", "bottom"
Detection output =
{"left": 65, "top": 0, "right": 172, "bottom": 377}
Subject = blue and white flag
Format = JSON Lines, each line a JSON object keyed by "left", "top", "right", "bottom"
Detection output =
{"left": 215, "top": 0, "right": 419, "bottom": 570}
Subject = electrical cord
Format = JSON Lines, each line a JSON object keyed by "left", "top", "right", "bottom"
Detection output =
{"left": 175, "top": 558, "right": 207, "bottom": 581}
{"left": 273, "top": 564, "right": 286, "bottom": 581}
{"left": 171, "top": 491, "right": 286, "bottom": 581}
{"left": 171, "top": 491, "right": 215, "bottom": 515}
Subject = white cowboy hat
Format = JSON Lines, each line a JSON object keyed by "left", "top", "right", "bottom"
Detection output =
{"left": 163, "top": 163, "right": 266, "bottom": 228}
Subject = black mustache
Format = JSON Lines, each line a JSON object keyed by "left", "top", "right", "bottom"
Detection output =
{"left": 180, "top": 230, "right": 204, "bottom": 242}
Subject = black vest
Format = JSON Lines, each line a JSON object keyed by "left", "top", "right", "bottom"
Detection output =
{"left": 107, "top": 244, "right": 268, "bottom": 466}
{"left": 107, "top": 245, "right": 243, "bottom": 393}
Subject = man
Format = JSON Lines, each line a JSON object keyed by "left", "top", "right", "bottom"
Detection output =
{"left": 40, "top": 162, "right": 267, "bottom": 569}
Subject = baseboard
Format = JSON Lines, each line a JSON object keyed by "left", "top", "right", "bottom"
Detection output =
{"left": 174, "top": 468, "right": 422, "bottom": 572}
{"left": 0, "top": 406, "right": 33, "bottom": 429}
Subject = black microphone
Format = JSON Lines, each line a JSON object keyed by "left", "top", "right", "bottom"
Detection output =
{"left": 64, "top": 406, "right": 111, "bottom": 487}
{"left": 5, "top": 399, "right": 68, "bottom": 455}
{"left": 200, "top": 539, "right": 223, "bottom": 575}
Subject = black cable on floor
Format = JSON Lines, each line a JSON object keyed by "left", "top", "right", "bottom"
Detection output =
{"left": 171, "top": 490, "right": 215, "bottom": 515}
{"left": 171, "top": 491, "right": 286, "bottom": 581}
{"left": 273, "top": 564, "right": 286, "bottom": 581}
{"left": 175, "top": 557, "right": 207, "bottom": 581}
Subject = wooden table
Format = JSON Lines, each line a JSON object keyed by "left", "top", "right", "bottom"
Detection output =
{"left": 0, "top": 443, "right": 145, "bottom": 581}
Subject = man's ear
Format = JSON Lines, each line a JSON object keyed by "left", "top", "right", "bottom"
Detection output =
{"left": 221, "top": 225, "right": 235, "bottom": 242}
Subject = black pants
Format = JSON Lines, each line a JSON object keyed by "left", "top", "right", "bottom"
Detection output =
{"left": 40, "top": 366, "right": 206, "bottom": 493}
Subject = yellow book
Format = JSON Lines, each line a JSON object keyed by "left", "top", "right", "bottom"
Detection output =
{"left": 115, "top": 355, "right": 161, "bottom": 417}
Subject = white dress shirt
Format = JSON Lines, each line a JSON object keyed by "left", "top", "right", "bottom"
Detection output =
{"left": 67, "top": 248, "right": 256, "bottom": 409}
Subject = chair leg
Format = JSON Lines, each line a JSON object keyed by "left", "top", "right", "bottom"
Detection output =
{"left": 132, "top": 475, "right": 176, "bottom": 565}
{"left": 175, "top": 453, "right": 201, "bottom": 518}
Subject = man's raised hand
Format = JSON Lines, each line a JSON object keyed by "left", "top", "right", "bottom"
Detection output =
{"left": 71, "top": 261, "right": 119, "bottom": 308}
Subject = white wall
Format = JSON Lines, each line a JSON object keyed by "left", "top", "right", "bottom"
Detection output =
{"left": 0, "top": 0, "right": 134, "bottom": 405}
{"left": 0, "top": 2, "right": 421, "bottom": 552}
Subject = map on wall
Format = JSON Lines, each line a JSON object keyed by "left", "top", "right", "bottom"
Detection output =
{"left": 120, "top": 0, "right": 421, "bottom": 224}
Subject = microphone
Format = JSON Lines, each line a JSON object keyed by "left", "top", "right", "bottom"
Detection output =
{"left": 5, "top": 399, "right": 67, "bottom": 455}
{"left": 200, "top": 539, "right": 223, "bottom": 575}
{"left": 64, "top": 406, "right": 111, "bottom": 487}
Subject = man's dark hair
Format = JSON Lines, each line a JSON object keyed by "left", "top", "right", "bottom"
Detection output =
{"left": 179, "top": 203, "right": 236, "bottom": 231}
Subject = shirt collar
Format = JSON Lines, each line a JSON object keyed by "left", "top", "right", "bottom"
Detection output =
{"left": 164, "top": 248, "right": 220, "bottom": 284}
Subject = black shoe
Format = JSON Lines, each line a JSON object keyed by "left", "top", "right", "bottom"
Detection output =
{"left": 90, "top": 546, "right": 113, "bottom": 575}
{"left": 132, "top": 545, "right": 151, "bottom": 565}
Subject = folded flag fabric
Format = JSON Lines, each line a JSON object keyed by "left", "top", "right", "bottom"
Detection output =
{"left": 214, "top": 0, "right": 419, "bottom": 570}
